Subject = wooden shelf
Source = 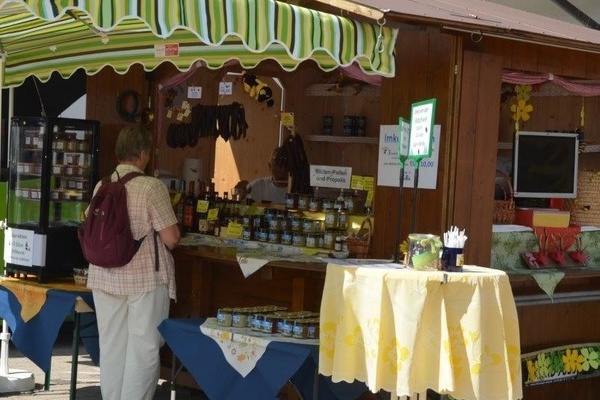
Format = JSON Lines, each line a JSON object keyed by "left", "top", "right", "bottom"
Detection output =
{"left": 306, "top": 135, "right": 378, "bottom": 144}
{"left": 498, "top": 142, "right": 600, "bottom": 153}
{"left": 304, "top": 84, "right": 380, "bottom": 97}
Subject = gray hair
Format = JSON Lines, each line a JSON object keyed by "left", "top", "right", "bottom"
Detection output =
{"left": 115, "top": 125, "right": 152, "bottom": 162}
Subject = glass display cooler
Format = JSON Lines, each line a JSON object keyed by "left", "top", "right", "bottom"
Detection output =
{"left": 3, "top": 117, "right": 100, "bottom": 281}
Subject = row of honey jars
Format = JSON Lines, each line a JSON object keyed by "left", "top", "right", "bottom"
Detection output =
{"left": 243, "top": 227, "right": 345, "bottom": 250}
{"left": 253, "top": 311, "right": 319, "bottom": 337}
{"left": 286, "top": 192, "right": 358, "bottom": 214}
{"left": 216, "top": 307, "right": 320, "bottom": 339}
{"left": 244, "top": 210, "right": 347, "bottom": 232}
{"left": 217, "top": 305, "right": 288, "bottom": 328}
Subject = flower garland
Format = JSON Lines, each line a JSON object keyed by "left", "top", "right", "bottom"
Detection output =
{"left": 510, "top": 84, "right": 534, "bottom": 132}
{"left": 524, "top": 343, "right": 600, "bottom": 386}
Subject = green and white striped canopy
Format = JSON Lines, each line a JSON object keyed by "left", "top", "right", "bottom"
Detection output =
{"left": 0, "top": 0, "right": 397, "bottom": 87}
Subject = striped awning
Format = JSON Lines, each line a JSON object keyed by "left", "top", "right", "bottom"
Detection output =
{"left": 0, "top": 0, "right": 397, "bottom": 88}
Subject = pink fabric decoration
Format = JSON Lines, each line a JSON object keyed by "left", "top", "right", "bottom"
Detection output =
{"left": 339, "top": 64, "right": 382, "bottom": 86}
{"left": 502, "top": 71, "right": 600, "bottom": 97}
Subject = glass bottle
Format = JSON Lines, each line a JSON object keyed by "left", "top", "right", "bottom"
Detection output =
{"left": 174, "top": 181, "right": 186, "bottom": 229}
{"left": 197, "top": 184, "right": 212, "bottom": 234}
{"left": 169, "top": 180, "right": 177, "bottom": 206}
{"left": 182, "top": 181, "right": 196, "bottom": 233}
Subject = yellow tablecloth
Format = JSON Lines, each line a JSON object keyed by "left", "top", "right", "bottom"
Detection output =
{"left": 319, "top": 262, "right": 522, "bottom": 400}
{"left": 0, "top": 276, "right": 91, "bottom": 322}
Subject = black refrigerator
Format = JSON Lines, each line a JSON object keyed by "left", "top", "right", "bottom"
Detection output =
{"left": 4, "top": 117, "right": 100, "bottom": 281}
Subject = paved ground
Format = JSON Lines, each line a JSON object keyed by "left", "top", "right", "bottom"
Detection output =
{"left": 0, "top": 323, "right": 207, "bottom": 399}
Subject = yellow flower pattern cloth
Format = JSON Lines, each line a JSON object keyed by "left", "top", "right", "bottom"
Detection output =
{"left": 319, "top": 263, "right": 522, "bottom": 400}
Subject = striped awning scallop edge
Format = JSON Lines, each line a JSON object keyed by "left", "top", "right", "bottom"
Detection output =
{"left": 0, "top": 0, "right": 397, "bottom": 87}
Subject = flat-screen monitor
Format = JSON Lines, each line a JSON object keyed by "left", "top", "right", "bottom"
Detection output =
{"left": 512, "top": 131, "right": 579, "bottom": 199}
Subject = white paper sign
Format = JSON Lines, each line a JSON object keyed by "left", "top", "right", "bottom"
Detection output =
{"left": 377, "top": 125, "right": 441, "bottom": 189}
{"left": 219, "top": 82, "right": 233, "bottom": 95}
{"left": 310, "top": 165, "right": 352, "bottom": 189}
{"left": 4, "top": 228, "right": 34, "bottom": 267}
{"left": 188, "top": 86, "right": 202, "bottom": 99}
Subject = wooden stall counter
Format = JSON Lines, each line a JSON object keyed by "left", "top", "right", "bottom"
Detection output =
{"left": 161, "top": 243, "right": 328, "bottom": 391}
{"left": 170, "top": 244, "right": 327, "bottom": 320}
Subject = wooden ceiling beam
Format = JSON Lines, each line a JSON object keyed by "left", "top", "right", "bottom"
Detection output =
{"left": 288, "top": 0, "right": 385, "bottom": 22}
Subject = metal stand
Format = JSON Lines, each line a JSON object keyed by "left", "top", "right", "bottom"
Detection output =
{"left": 169, "top": 351, "right": 184, "bottom": 400}
{"left": 393, "top": 165, "right": 405, "bottom": 263}
{"left": 0, "top": 320, "right": 35, "bottom": 394}
{"left": 69, "top": 313, "right": 81, "bottom": 400}
{"left": 410, "top": 167, "right": 421, "bottom": 234}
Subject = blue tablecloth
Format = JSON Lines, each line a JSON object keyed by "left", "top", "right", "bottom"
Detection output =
{"left": 0, "top": 283, "right": 99, "bottom": 372}
{"left": 158, "top": 318, "right": 367, "bottom": 400}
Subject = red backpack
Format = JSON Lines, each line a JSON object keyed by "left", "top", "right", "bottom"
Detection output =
{"left": 78, "top": 171, "right": 145, "bottom": 268}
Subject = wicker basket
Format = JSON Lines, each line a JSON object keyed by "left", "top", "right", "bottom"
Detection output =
{"left": 493, "top": 169, "right": 515, "bottom": 224}
{"left": 347, "top": 217, "right": 372, "bottom": 258}
{"left": 569, "top": 170, "right": 600, "bottom": 227}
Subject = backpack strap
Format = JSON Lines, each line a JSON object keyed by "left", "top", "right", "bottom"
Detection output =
{"left": 116, "top": 171, "right": 160, "bottom": 272}
{"left": 117, "top": 171, "right": 145, "bottom": 185}
{"left": 112, "top": 170, "right": 150, "bottom": 254}
{"left": 153, "top": 231, "right": 160, "bottom": 272}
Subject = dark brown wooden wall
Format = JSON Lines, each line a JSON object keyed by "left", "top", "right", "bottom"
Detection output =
{"left": 372, "top": 27, "right": 457, "bottom": 259}
{"left": 451, "top": 51, "right": 503, "bottom": 267}
{"left": 86, "top": 65, "right": 147, "bottom": 178}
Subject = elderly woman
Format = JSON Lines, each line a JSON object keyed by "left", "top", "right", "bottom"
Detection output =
{"left": 86, "top": 125, "right": 180, "bottom": 400}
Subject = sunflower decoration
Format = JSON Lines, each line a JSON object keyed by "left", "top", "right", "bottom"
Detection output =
{"left": 510, "top": 84, "right": 534, "bottom": 132}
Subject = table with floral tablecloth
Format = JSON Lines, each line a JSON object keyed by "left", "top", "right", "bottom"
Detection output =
{"left": 491, "top": 225, "right": 600, "bottom": 297}
{"left": 319, "top": 261, "right": 522, "bottom": 400}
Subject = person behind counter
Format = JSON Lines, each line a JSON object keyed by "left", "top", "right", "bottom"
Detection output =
{"left": 86, "top": 125, "right": 180, "bottom": 400}
{"left": 236, "top": 146, "right": 289, "bottom": 204}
